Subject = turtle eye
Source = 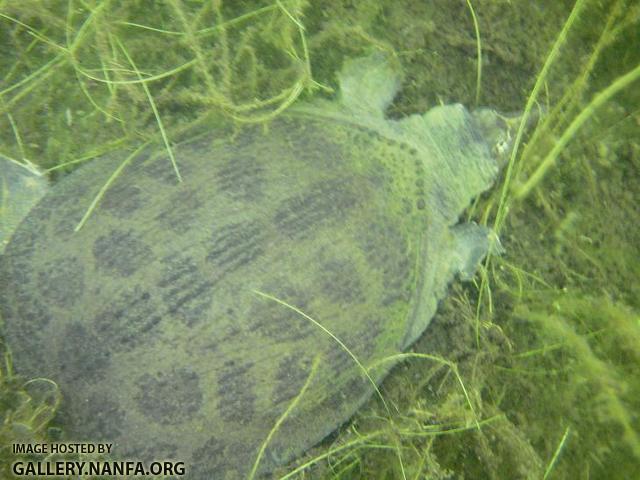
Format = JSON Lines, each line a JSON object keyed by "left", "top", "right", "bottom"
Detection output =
{"left": 492, "top": 125, "right": 513, "bottom": 161}
{"left": 495, "top": 139, "right": 510, "bottom": 156}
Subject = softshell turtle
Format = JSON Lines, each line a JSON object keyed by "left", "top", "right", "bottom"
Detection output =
{"left": 0, "top": 54, "right": 509, "bottom": 479}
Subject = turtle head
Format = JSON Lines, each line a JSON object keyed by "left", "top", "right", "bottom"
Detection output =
{"left": 471, "top": 108, "right": 544, "bottom": 167}
{"left": 470, "top": 108, "right": 522, "bottom": 166}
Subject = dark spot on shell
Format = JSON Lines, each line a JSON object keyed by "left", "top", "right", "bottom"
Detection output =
{"left": 158, "top": 255, "right": 214, "bottom": 327}
{"left": 315, "top": 374, "right": 369, "bottom": 421}
{"left": 67, "top": 394, "right": 125, "bottom": 441}
{"left": 141, "top": 154, "right": 185, "bottom": 186}
{"left": 272, "top": 354, "right": 312, "bottom": 406}
{"left": 252, "top": 285, "right": 314, "bottom": 342}
{"left": 359, "top": 315, "right": 383, "bottom": 358}
{"left": 94, "top": 286, "right": 162, "bottom": 351}
{"left": 274, "top": 117, "right": 345, "bottom": 169}
{"left": 100, "top": 183, "right": 143, "bottom": 218}
{"left": 190, "top": 437, "right": 227, "bottom": 479}
{"left": 318, "top": 258, "right": 364, "bottom": 304}
{"left": 323, "top": 316, "right": 384, "bottom": 381}
{"left": 313, "top": 381, "right": 344, "bottom": 414}
{"left": 1, "top": 255, "right": 31, "bottom": 290}
{"left": 192, "top": 438, "right": 263, "bottom": 480}
{"left": 27, "top": 190, "right": 69, "bottom": 225}
{"left": 93, "top": 229, "right": 153, "bottom": 277}
{"left": 4, "top": 217, "right": 44, "bottom": 259}
{"left": 52, "top": 203, "right": 89, "bottom": 237}
{"left": 33, "top": 186, "right": 95, "bottom": 237}
{"left": 135, "top": 367, "right": 203, "bottom": 425}
{"left": 27, "top": 202, "right": 52, "bottom": 224}
{"left": 224, "top": 441, "right": 263, "bottom": 479}
{"left": 128, "top": 442, "right": 180, "bottom": 464}
{"left": 216, "top": 360, "right": 257, "bottom": 425}
{"left": 57, "top": 322, "right": 110, "bottom": 383}
{"left": 154, "top": 187, "right": 203, "bottom": 233}
{"left": 273, "top": 179, "right": 358, "bottom": 238}
{"left": 359, "top": 221, "right": 411, "bottom": 305}
{"left": 215, "top": 154, "right": 264, "bottom": 201}
{"left": 342, "top": 376, "right": 371, "bottom": 407}
{"left": 214, "top": 318, "right": 246, "bottom": 348}
{"left": 19, "top": 304, "right": 51, "bottom": 343}
{"left": 323, "top": 345, "right": 354, "bottom": 378}
{"left": 1, "top": 297, "right": 49, "bottom": 369}
{"left": 37, "top": 256, "right": 84, "bottom": 308}
{"left": 206, "top": 221, "right": 265, "bottom": 275}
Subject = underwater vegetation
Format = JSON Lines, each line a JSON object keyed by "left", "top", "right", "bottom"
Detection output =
{"left": 0, "top": 0, "right": 638, "bottom": 479}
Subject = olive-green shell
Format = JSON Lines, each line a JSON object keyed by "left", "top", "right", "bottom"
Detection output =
{"left": 0, "top": 55, "right": 500, "bottom": 479}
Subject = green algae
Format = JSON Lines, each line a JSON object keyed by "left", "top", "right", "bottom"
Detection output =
{"left": 0, "top": 0, "right": 639, "bottom": 478}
